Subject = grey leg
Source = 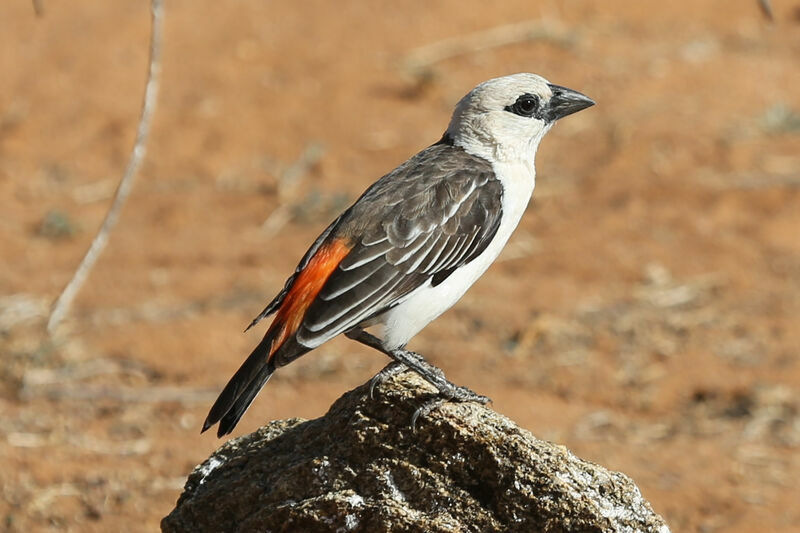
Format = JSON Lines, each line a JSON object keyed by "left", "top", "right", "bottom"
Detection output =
{"left": 345, "top": 328, "right": 490, "bottom": 428}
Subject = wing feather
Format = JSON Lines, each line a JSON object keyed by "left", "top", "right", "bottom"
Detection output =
{"left": 318, "top": 254, "right": 386, "bottom": 300}
{"left": 431, "top": 234, "right": 468, "bottom": 271}
{"left": 339, "top": 239, "right": 394, "bottom": 270}
{"left": 294, "top": 142, "right": 503, "bottom": 348}
{"left": 403, "top": 233, "right": 444, "bottom": 273}
{"left": 417, "top": 234, "right": 452, "bottom": 274}
{"left": 303, "top": 263, "right": 399, "bottom": 331}
{"left": 386, "top": 232, "right": 432, "bottom": 265}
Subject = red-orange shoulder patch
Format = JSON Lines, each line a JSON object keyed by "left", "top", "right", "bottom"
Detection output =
{"left": 266, "top": 238, "right": 351, "bottom": 359}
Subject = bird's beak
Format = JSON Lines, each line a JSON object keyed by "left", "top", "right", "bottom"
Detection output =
{"left": 545, "top": 84, "right": 595, "bottom": 122}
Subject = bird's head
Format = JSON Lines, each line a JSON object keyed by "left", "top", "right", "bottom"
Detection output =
{"left": 446, "top": 73, "right": 594, "bottom": 163}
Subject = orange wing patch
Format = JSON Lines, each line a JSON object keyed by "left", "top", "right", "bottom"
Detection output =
{"left": 266, "top": 238, "right": 352, "bottom": 360}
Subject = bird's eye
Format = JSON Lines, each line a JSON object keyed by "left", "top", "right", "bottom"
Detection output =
{"left": 505, "top": 94, "right": 540, "bottom": 118}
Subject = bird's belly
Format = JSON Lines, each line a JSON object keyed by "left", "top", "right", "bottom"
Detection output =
{"left": 378, "top": 161, "right": 535, "bottom": 350}
{"left": 378, "top": 248, "right": 501, "bottom": 350}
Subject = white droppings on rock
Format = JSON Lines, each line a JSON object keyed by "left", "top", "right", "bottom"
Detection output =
{"left": 196, "top": 456, "right": 223, "bottom": 486}
{"left": 345, "top": 493, "right": 364, "bottom": 508}
{"left": 343, "top": 513, "right": 358, "bottom": 531}
{"left": 381, "top": 470, "right": 406, "bottom": 502}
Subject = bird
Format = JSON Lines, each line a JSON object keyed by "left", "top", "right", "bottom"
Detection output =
{"left": 202, "top": 73, "right": 594, "bottom": 437}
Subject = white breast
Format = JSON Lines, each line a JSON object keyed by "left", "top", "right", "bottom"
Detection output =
{"left": 378, "top": 160, "right": 536, "bottom": 350}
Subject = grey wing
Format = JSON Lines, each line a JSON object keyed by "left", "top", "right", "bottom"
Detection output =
{"left": 295, "top": 145, "right": 503, "bottom": 348}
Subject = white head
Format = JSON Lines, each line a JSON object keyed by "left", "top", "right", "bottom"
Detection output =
{"left": 446, "top": 73, "right": 594, "bottom": 163}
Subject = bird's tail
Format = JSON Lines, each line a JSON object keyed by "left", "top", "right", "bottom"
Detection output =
{"left": 202, "top": 333, "right": 279, "bottom": 437}
{"left": 203, "top": 326, "right": 313, "bottom": 437}
{"left": 203, "top": 237, "right": 351, "bottom": 437}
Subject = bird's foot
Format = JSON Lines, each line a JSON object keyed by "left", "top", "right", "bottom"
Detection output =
{"left": 384, "top": 349, "right": 490, "bottom": 430}
{"left": 398, "top": 349, "right": 446, "bottom": 382}
{"left": 410, "top": 384, "right": 491, "bottom": 431}
{"left": 344, "top": 329, "right": 490, "bottom": 429}
{"left": 448, "top": 384, "right": 491, "bottom": 405}
{"left": 368, "top": 361, "right": 407, "bottom": 399}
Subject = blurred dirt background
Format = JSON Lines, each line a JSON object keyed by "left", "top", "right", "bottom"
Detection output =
{"left": 1, "top": 1, "right": 799, "bottom": 531}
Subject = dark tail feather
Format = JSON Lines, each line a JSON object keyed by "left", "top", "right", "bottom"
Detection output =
{"left": 215, "top": 364, "right": 274, "bottom": 437}
{"left": 202, "top": 336, "right": 276, "bottom": 437}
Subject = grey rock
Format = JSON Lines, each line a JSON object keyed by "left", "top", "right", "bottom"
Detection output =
{"left": 163, "top": 368, "right": 670, "bottom": 533}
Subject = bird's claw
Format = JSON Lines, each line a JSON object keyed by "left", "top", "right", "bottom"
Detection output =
{"left": 411, "top": 397, "right": 446, "bottom": 432}
{"left": 368, "top": 362, "right": 407, "bottom": 399}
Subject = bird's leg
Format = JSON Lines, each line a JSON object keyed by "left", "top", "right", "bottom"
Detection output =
{"left": 345, "top": 328, "right": 453, "bottom": 393}
{"left": 345, "top": 328, "right": 490, "bottom": 426}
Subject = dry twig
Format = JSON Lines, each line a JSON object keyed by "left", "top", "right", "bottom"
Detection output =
{"left": 47, "top": 0, "right": 164, "bottom": 334}
{"left": 758, "top": 0, "right": 774, "bottom": 20}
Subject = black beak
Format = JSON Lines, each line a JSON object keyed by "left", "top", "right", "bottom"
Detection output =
{"left": 544, "top": 84, "right": 595, "bottom": 122}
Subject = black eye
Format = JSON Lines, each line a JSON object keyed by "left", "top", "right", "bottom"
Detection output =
{"left": 505, "top": 94, "right": 540, "bottom": 118}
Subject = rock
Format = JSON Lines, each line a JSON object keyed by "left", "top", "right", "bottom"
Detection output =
{"left": 162, "top": 367, "right": 670, "bottom": 533}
